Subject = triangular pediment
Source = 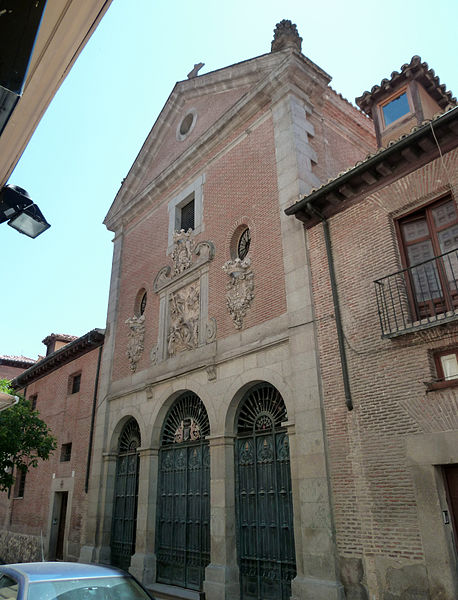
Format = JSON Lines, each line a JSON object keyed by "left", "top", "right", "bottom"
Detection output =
{"left": 105, "top": 50, "right": 330, "bottom": 229}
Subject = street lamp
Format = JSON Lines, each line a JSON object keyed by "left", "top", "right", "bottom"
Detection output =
{"left": 0, "top": 184, "right": 50, "bottom": 239}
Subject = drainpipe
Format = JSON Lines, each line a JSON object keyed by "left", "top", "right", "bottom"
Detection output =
{"left": 305, "top": 202, "right": 353, "bottom": 411}
{"left": 85, "top": 345, "right": 103, "bottom": 493}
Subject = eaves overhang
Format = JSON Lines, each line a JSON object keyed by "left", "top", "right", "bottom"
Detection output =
{"left": 12, "top": 328, "right": 105, "bottom": 389}
{"left": 285, "top": 106, "right": 458, "bottom": 228}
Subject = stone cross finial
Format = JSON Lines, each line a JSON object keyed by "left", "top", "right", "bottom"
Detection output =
{"left": 187, "top": 62, "right": 205, "bottom": 79}
{"left": 271, "top": 19, "right": 302, "bottom": 53}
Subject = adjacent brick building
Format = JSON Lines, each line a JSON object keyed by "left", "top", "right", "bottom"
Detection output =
{"left": 0, "top": 329, "right": 104, "bottom": 564}
{"left": 287, "top": 56, "right": 458, "bottom": 599}
{"left": 0, "top": 355, "right": 36, "bottom": 380}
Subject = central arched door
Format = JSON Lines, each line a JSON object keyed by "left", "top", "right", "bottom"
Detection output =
{"left": 111, "top": 418, "right": 140, "bottom": 571}
{"left": 235, "top": 383, "right": 296, "bottom": 600}
{"left": 156, "top": 392, "right": 210, "bottom": 591}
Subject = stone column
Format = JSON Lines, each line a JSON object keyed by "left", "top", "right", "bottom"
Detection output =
{"left": 130, "top": 446, "right": 159, "bottom": 585}
{"left": 203, "top": 435, "right": 239, "bottom": 600}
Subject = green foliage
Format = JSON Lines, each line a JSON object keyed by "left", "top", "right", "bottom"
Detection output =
{"left": 0, "top": 379, "right": 13, "bottom": 394}
{"left": 0, "top": 387, "right": 56, "bottom": 492}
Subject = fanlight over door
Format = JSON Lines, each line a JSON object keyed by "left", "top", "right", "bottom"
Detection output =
{"left": 111, "top": 418, "right": 141, "bottom": 571}
{"left": 156, "top": 392, "right": 210, "bottom": 591}
{"left": 235, "top": 383, "right": 296, "bottom": 600}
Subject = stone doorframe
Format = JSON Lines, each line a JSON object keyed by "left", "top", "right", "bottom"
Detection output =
{"left": 406, "top": 430, "right": 458, "bottom": 599}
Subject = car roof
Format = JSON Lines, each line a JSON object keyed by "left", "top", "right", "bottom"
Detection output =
{"left": 0, "top": 562, "right": 126, "bottom": 583}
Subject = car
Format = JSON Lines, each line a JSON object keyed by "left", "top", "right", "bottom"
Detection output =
{"left": 0, "top": 561, "right": 155, "bottom": 600}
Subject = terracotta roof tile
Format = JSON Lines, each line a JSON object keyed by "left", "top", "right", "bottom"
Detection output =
{"left": 356, "top": 56, "right": 456, "bottom": 116}
{"left": 0, "top": 355, "right": 36, "bottom": 364}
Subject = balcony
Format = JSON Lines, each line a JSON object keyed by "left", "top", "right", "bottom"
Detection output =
{"left": 375, "top": 249, "right": 458, "bottom": 337}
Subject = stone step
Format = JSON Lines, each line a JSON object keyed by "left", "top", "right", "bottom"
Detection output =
{"left": 147, "top": 583, "right": 205, "bottom": 600}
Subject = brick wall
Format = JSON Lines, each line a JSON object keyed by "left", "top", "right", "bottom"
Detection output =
{"left": 0, "top": 345, "right": 101, "bottom": 562}
{"left": 307, "top": 149, "right": 458, "bottom": 582}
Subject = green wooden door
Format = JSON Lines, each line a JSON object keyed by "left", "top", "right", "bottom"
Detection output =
{"left": 235, "top": 384, "right": 296, "bottom": 600}
{"left": 156, "top": 393, "right": 210, "bottom": 590}
{"left": 111, "top": 418, "right": 140, "bottom": 571}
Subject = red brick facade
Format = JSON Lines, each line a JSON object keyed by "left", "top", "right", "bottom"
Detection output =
{"left": 303, "top": 132, "right": 458, "bottom": 598}
{"left": 0, "top": 332, "right": 103, "bottom": 563}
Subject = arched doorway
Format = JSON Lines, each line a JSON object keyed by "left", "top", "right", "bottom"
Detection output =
{"left": 235, "top": 383, "right": 296, "bottom": 600}
{"left": 111, "top": 418, "right": 141, "bottom": 571}
{"left": 156, "top": 392, "right": 210, "bottom": 591}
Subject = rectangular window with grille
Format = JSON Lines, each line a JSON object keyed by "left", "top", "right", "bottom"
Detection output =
{"left": 180, "top": 197, "right": 195, "bottom": 231}
{"left": 60, "top": 443, "right": 72, "bottom": 462}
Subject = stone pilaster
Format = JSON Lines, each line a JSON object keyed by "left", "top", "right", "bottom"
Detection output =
{"left": 130, "top": 446, "right": 159, "bottom": 584}
{"left": 272, "top": 90, "right": 345, "bottom": 599}
{"left": 203, "top": 435, "right": 239, "bottom": 600}
{"left": 80, "top": 230, "right": 124, "bottom": 564}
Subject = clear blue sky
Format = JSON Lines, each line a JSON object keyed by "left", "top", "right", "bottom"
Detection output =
{"left": 2, "top": 0, "right": 457, "bottom": 360}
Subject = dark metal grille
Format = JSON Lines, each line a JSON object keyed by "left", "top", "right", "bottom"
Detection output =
{"left": 60, "top": 443, "right": 72, "bottom": 462}
{"left": 180, "top": 198, "right": 195, "bottom": 231}
{"left": 235, "top": 385, "right": 296, "bottom": 600}
{"left": 161, "top": 392, "right": 210, "bottom": 445}
{"left": 375, "top": 248, "right": 458, "bottom": 336}
{"left": 238, "top": 228, "right": 251, "bottom": 260}
{"left": 111, "top": 419, "right": 140, "bottom": 571}
{"left": 156, "top": 393, "right": 210, "bottom": 590}
{"left": 237, "top": 383, "right": 287, "bottom": 434}
{"left": 140, "top": 292, "right": 147, "bottom": 315}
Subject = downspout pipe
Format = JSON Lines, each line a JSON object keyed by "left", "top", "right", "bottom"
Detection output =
{"left": 305, "top": 202, "right": 353, "bottom": 411}
{"left": 85, "top": 344, "right": 103, "bottom": 493}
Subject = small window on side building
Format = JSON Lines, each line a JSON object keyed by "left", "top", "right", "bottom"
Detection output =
{"left": 60, "top": 443, "right": 72, "bottom": 462}
{"left": 29, "top": 394, "right": 37, "bottom": 410}
{"left": 435, "top": 350, "right": 458, "bottom": 381}
{"left": 381, "top": 91, "right": 411, "bottom": 126}
{"left": 69, "top": 373, "right": 81, "bottom": 395}
{"left": 14, "top": 470, "right": 26, "bottom": 498}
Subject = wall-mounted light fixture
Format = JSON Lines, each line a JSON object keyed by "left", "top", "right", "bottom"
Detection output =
{"left": 0, "top": 184, "right": 50, "bottom": 238}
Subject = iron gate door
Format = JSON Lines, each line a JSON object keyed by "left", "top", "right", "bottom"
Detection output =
{"left": 156, "top": 392, "right": 210, "bottom": 591}
{"left": 235, "top": 384, "right": 296, "bottom": 600}
{"left": 111, "top": 418, "right": 140, "bottom": 571}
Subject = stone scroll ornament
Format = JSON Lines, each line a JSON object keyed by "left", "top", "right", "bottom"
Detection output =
{"left": 125, "top": 314, "right": 145, "bottom": 372}
{"left": 222, "top": 257, "right": 254, "bottom": 329}
{"left": 167, "top": 282, "right": 200, "bottom": 356}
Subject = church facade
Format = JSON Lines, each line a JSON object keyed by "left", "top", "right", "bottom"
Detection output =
{"left": 80, "top": 21, "right": 378, "bottom": 600}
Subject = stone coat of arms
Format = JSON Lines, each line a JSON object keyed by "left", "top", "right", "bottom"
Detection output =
{"left": 125, "top": 314, "right": 145, "bottom": 372}
{"left": 222, "top": 257, "right": 254, "bottom": 329}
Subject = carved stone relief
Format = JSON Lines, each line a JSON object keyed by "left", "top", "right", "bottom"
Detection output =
{"left": 222, "top": 257, "right": 254, "bottom": 329}
{"left": 125, "top": 314, "right": 145, "bottom": 372}
{"left": 153, "top": 237, "right": 215, "bottom": 293}
{"left": 206, "top": 365, "right": 217, "bottom": 381}
{"left": 171, "top": 229, "right": 195, "bottom": 276}
{"left": 153, "top": 234, "right": 216, "bottom": 362}
{"left": 167, "top": 282, "right": 200, "bottom": 357}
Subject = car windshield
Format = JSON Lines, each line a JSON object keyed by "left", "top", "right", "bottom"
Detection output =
{"left": 27, "top": 575, "right": 151, "bottom": 600}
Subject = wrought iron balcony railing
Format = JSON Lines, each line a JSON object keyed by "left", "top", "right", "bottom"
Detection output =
{"left": 375, "top": 248, "right": 458, "bottom": 337}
